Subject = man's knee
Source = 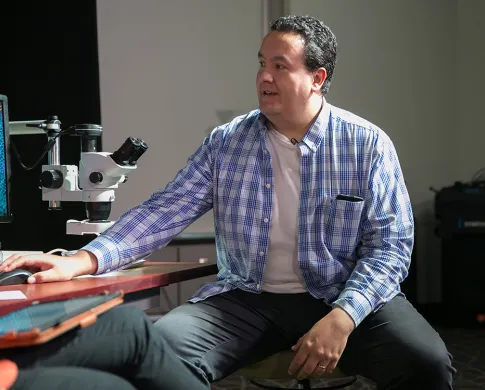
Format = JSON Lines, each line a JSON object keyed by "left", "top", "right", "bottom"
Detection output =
{"left": 155, "top": 307, "right": 241, "bottom": 383}
{"left": 154, "top": 304, "right": 219, "bottom": 367}
{"left": 371, "top": 336, "right": 455, "bottom": 389}
{"left": 153, "top": 308, "right": 192, "bottom": 352}
{"left": 416, "top": 341, "right": 455, "bottom": 386}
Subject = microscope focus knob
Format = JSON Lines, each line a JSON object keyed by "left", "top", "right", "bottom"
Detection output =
{"left": 40, "top": 170, "right": 63, "bottom": 189}
{"left": 89, "top": 172, "right": 103, "bottom": 184}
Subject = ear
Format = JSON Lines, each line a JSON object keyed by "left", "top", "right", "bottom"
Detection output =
{"left": 311, "top": 68, "right": 327, "bottom": 93}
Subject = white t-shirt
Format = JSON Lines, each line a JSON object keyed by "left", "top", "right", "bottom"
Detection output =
{"left": 261, "top": 127, "right": 307, "bottom": 293}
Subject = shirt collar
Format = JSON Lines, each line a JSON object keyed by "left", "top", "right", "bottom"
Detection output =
{"left": 257, "top": 97, "right": 331, "bottom": 153}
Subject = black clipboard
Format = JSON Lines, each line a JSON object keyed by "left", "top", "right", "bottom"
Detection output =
{"left": 0, "top": 290, "right": 124, "bottom": 349}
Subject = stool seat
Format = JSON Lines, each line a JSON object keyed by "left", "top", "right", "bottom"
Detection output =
{"left": 238, "top": 349, "right": 348, "bottom": 380}
{"left": 238, "top": 350, "right": 357, "bottom": 389}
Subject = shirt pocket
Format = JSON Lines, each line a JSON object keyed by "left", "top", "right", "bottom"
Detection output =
{"left": 325, "top": 197, "right": 365, "bottom": 254}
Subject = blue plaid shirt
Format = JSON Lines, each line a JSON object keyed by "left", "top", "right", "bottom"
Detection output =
{"left": 79, "top": 100, "right": 414, "bottom": 327}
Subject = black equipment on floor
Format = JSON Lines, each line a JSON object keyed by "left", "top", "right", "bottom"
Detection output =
{"left": 433, "top": 180, "right": 485, "bottom": 323}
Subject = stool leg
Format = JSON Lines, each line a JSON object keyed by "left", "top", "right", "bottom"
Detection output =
{"left": 240, "top": 376, "right": 250, "bottom": 390}
{"left": 297, "top": 379, "right": 312, "bottom": 389}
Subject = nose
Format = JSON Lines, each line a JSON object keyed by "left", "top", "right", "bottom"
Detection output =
{"left": 257, "top": 67, "right": 273, "bottom": 83}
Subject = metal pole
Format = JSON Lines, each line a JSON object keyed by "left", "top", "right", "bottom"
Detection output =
{"left": 261, "top": 0, "right": 289, "bottom": 39}
{"left": 45, "top": 119, "right": 62, "bottom": 210}
{"left": 47, "top": 138, "right": 61, "bottom": 210}
{"left": 262, "top": 0, "right": 270, "bottom": 38}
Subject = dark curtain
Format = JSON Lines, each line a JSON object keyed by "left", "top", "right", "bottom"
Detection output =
{"left": 0, "top": 0, "right": 101, "bottom": 251}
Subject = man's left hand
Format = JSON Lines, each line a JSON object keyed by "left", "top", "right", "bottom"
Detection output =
{"left": 288, "top": 307, "right": 355, "bottom": 379}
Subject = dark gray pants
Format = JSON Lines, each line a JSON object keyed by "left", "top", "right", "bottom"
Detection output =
{"left": 12, "top": 367, "right": 138, "bottom": 390}
{"left": 155, "top": 290, "right": 456, "bottom": 389}
{"left": 1, "top": 306, "right": 207, "bottom": 390}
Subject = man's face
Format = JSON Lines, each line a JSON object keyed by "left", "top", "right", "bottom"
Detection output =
{"left": 256, "top": 31, "right": 317, "bottom": 121}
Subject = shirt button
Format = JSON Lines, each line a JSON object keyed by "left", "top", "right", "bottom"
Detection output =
{"left": 256, "top": 283, "right": 261, "bottom": 289}
{"left": 263, "top": 150, "right": 268, "bottom": 154}
{"left": 265, "top": 183, "right": 271, "bottom": 188}
{"left": 259, "top": 251, "right": 265, "bottom": 256}
{"left": 263, "top": 218, "right": 269, "bottom": 223}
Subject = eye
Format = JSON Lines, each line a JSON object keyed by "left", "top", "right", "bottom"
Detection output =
{"left": 258, "top": 60, "right": 265, "bottom": 68}
{"left": 275, "top": 64, "right": 285, "bottom": 70}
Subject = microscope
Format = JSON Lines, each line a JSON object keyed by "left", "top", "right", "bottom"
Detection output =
{"left": 28, "top": 116, "right": 147, "bottom": 235}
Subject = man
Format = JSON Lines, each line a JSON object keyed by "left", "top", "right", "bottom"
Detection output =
{"left": 1, "top": 15, "right": 454, "bottom": 389}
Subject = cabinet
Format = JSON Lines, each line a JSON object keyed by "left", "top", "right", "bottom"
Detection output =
{"left": 147, "top": 241, "right": 217, "bottom": 313}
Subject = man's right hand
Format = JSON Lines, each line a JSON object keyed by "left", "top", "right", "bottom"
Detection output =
{"left": 0, "top": 250, "right": 98, "bottom": 284}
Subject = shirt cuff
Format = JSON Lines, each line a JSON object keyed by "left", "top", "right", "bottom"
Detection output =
{"left": 62, "top": 235, "right": 123, "bottom": 275}
{"left": 332, "top": 289, "right": 374, "bottom": 328}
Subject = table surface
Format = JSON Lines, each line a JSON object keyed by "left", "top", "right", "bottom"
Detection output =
{"left": 0, "top": 262, "right": 218, "bottom": 317}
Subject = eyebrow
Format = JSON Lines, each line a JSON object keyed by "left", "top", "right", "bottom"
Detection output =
{"left": 257, "top": 51, "right": 290, "bottom": 63}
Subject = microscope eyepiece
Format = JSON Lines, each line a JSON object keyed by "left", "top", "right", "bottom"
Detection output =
{"left": 128, "top": 139, "right": 148, "bottom": 165}
{"left": 111, "top": 137, "right": 147, "bottom": 166}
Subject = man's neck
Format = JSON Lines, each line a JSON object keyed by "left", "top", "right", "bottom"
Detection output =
{"left": 269, "top": 99, "right": 323, "bottom": 142}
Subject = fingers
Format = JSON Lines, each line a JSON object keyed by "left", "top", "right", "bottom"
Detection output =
{"left": 0, "top": 254, "right": 22, "bottom": 272}
{"left": 288, "top": 341, "right": 309, "bottom": 375}
{"left": 30, "top": 269, "right": 64, "bottom": 284}
{"left": 308, "top": 353, "right": 339, "bottom": 378}
{"left": 291, "top": 336, "right": 303, "bottom": 351}
{"left": 0, "top": 255, "right": 53, "bottom": 273}
{"left": 296, "top": 355, "right": 321, "bottom": 379}
{"left": 290, "top": 346, "right": 339, "bottom": 379}
{"left": 324, "top": 358, "right": 338, "bottom": 374}
{"left": 311, "top": 362, "right": 327, "bottom": 377}
{"left": 0, "top": 257, "right": 42, "bottom": 273}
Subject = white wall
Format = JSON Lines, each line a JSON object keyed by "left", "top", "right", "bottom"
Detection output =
{"left": 457, "top": 0, "right": 485, "bottom": 180}
{"left": 96, "top": 0, "right": 262, "bottom": 233}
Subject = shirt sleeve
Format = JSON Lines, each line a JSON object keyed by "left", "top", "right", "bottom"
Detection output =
{"left": 332, "top": 134, "right": 414, "bottom": 327}
{"left": 64, "top": 127, "right": 223, "bottom": 274}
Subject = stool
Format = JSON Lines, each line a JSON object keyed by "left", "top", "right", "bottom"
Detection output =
{"left": 238, "top": 350, "right": 357, "bottom": 390}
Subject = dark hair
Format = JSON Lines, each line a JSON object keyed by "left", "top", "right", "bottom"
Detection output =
{"left": 270, "top": 15, "right": 337, "bottom": 96}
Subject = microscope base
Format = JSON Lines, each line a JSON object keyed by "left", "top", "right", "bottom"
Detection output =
{"left": 66, "top": 219, "right": 114, "bottom": 235}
